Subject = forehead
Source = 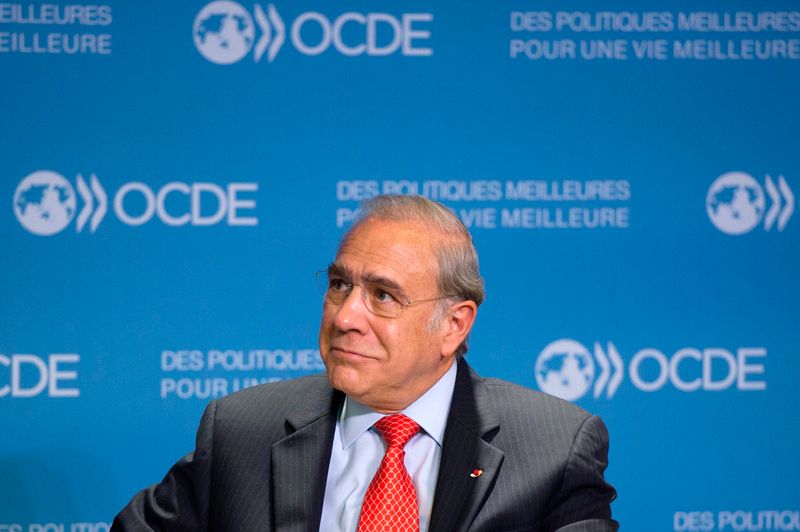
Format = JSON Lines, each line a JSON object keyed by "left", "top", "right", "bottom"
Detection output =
{"left": 335, "top": 219, "right": 439, "bottom": 283}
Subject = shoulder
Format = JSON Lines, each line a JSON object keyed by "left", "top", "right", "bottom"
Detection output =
{"left": 474, "top": 372, "right": 593, "bottom": 427}
{"left": 215, "top": 372, "right": 331, "bottom": 411}
{"left": 466, "top": 370, "right": 607, "bottom": 454}
{"left": 202, "top": 372, "right": 335, "bottom": 434}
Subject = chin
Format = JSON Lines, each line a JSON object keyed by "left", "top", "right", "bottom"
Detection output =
{"left": 325, "top": 364, "right": 365, "bottom": 396}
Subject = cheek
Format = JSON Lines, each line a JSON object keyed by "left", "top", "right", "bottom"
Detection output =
{"left": 379, "top": 322, "right": 429, "bottom": 358}
{"left": 319, "top": 307, "right": 335, "bottom": 334}
{"left": 318, "top": 316, "right": 333, "bottom": 358}
{"left": 371, "top": 321, "right": 401, "bottom": 348}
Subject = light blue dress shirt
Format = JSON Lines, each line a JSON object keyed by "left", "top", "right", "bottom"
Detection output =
{"left": 319, "top": 361, "right": 457, "bottom": 532}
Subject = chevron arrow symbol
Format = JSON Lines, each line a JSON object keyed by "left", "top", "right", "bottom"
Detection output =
{"left": 606, "top": 342, "right": 623, "bottom": 398}
{"left": 764, "top": 175, "right": 780, "bottom": 231}
{"left": 777, "top": 175, "right": 793, "bottom": 231}
{"left": 593, "top": 342, "right": 624, "bottom": 398}
{"left": 76, "top": 174, "right": 93, "bottom": 232}
{"left": 89, "top": 174, "right": 106, "bottom": 232}
{"left": 254, "top": 4, "right": 284, "bottom": 63}
{"left": 254, "top": 4, "right": 271, "bottom": 62}
{"left": 593, "top": 341, "right": 610, "bottom": 399}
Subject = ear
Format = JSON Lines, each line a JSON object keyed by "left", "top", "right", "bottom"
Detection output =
{"left": 439, "top": 300, "right": 478, "bottom": 358}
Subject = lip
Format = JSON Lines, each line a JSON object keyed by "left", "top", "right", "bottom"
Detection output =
{"left": 330, "top": 346, "right": 376, "bottom": 361}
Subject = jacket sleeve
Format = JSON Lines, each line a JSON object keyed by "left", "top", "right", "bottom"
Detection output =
{"left": 110, "top": 400, "right": 217, "bottom": 532}
{"left": 543, "top": 415, "right": 619, "bottom": 532}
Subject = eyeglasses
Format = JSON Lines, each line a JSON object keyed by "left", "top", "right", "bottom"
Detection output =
{"left": 315, "top": 269, "right": 452, "bottom": 319}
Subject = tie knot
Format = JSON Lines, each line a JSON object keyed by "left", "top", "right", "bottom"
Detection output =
{"left": 374, "top": 414, "right": 419, "bottom": 448}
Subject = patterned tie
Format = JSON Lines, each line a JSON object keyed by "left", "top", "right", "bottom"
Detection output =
{"left": 357, "top": 414, "right": 421, "bottom": 532}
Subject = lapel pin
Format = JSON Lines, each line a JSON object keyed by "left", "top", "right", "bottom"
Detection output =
{"left": 470, "top": 468, "right": 484, "bottom": 478}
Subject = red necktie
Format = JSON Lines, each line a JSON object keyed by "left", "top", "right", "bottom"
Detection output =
{"left": 357, "top": 414, "right": 421, "bottom": 532}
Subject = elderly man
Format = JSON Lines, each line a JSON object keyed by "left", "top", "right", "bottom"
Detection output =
{"left": 113, "top": 194, "right": 618, "bottom": 531}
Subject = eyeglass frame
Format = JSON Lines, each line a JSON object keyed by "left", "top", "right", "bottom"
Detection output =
{"left": 315, "top": 265, "right": 455, "bottom": 318}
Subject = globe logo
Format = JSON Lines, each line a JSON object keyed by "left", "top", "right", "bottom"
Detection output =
{"left": 193, "top": 1, "right": 255, "bottom": 65}
{"left": 535, "top": 339, "right": 595, "bottom": 401}
{"left": 706, "top": 172, "right": 766, "bottom": 235}
{"left": 14, "top": 170, "right": 77, "bottom": 236}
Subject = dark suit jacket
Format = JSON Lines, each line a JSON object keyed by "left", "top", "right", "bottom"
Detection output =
{"left": 112, "top": 359, "right": 618, "bottom": 531}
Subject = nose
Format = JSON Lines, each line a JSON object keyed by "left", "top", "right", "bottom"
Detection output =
{"left": 331, "top": 285, "right": 370, "bottom": 333}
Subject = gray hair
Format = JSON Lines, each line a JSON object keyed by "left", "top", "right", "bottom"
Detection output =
{"left": 343, "top": 194, "right": 485, "bottom": 357}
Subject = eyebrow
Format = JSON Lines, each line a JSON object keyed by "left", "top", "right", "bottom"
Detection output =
{"left": 327, "top": 262, "right": 407, "bottom": 296}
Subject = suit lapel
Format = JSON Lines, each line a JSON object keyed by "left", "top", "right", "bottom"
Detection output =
{"left": 271, "top": 384, "right": 341, "bottom": 532}
{"left": 429, "top": 359, "right": 504, "bottom": 532}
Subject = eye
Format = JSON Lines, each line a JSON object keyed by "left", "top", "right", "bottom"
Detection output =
{"left": 328, "top": 277, "right": 350, "bottom": 293}
{"left": 371, "top": 287, "right": 400, "bottom": 306}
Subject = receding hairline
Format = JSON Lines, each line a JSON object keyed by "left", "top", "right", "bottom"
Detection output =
{"left": 341, "top": 215, "right": 468, "bottom": 246}
{"left": 338, "top": 217, "right": 471, "bottom": 283}
{"left": 342, "top": 195, "right": 473, "bottom": 246}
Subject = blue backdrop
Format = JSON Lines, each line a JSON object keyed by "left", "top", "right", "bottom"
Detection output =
{"left": 2, "top": 1, "right": 799, "bottom": 530}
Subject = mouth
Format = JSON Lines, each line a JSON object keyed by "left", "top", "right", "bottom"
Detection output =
{"left": 329, "top": 346, "right": 376, "bottom": 361}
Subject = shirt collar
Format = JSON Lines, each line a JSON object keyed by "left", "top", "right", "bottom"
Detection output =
{"left": 338, "top": 361, "right": 458, "bottom": 449}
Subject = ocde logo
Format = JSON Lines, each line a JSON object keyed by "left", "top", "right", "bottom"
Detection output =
{"left": 13, "top": 170, "right": 259, "bottom": 235}
{"left": 192, "top": 1, "right": 433, "bottom": 65}
{"left": 13, "top": 170, "right": 82, "bottom": 235}
{"left": 535, "top": 339, "right": 767, "bottom": 401}
{"left": 706, "top": 171, "right": 794, "bottom": 235}
{"left": 0, "top": 353, "right": 80, "bottom": 398}
{"left": 535, "top": 339, "right": 622, "bottom": 401}
{"left": 193, "top": 1, "right": 263, "bottom": 64}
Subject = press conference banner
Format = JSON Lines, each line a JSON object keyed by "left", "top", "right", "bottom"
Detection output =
{"left": 2, "top": 1, "right": 799, "bottom": 530}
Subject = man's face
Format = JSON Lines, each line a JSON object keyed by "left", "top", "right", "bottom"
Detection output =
{"left": 318, "top": 218, "right": 454, "bottom": 413}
